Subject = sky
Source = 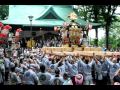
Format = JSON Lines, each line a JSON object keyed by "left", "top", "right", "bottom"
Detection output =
{"left": 89, "top": 28, "right": 105, "bottom": 39}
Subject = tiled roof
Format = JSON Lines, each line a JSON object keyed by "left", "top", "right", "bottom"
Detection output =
{"left": 1, "top": 5, "right": 101, "bottom": 27}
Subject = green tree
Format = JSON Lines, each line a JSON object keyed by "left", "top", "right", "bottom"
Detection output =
{"left": 100, "top": 5, "right": 118, "bottom": 49}
{"left": 0, "top": 5, "right": 9, "bottom": 20}
{"left": 98, "top": 38, "right": 105, "bottom": 47}
{"left": 110, "top": 17, "right": 120, "bottom": 49}
{"left": 90, "top": 5, "right": 103, "bottom": 46}
{"left": 73, "top": 5, "right": 103, "bottom": 46}
{"left": 73, "top": 5, "right": 119, "bottom": 49}
{"left": 98, "top": 16, "right": 120, "bottom": 50}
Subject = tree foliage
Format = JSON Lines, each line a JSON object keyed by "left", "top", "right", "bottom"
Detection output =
{"left": 98, "top": 16, "right": 120, "bottom": 49}
{"left": 100, "top": 5, "right": 118, "bottom": 49}
{"left": 73, "top": 5, "right": 119, "bottom": 49}
{"left": 0, "top": 5, "right": 9, "bottom": 20}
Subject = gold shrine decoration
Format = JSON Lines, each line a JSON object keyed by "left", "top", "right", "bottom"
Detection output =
{"left": 69, "top": 12, "right": 78, "bottom": 20}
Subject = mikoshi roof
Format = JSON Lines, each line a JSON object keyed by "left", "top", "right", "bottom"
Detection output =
{"left": 1, "top": 5, "right": 101, "bottom": 27}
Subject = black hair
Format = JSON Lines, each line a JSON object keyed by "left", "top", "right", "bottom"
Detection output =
{"left": 63, "top": 73, "right": 69, "bottom": 80}
{"left": 51, "top": 60, "right": 55, "bottom": 64}
{"left": 57, "top": 61, "right": 63, "bottom": 67}
{"left": 40, "top": 64, "right": 46, "bottom": 73}
{"left": 85, "top": 59, "right": 89, "bottom": 64}
{"left": 15, "top": 62, "right": 18, "bottom": 67}
{"left": 0, "top": 56, "right": 3, "bottom": 59}
{"left": 11, "top": 67, "right": 15, "bottom": 72}
{"left": 82, "top": 56, "right": 85, "bottom": 60}
{"left": 26, "top": 56, "right": 29, "bottom": 58}
{"left": 30, "top": 56, "right": 33, "bottom": 59}
{"left": 83, "top": 34, "right": 87, "bottom": 38}
{"left": 56, "top": 59, "right": 60, "bottom": 63}
{"left": 117, "top": 57, "right": 120, "bottom": 63}
{"left": 20, "top": 59, "right": 23, "bottom": 64}
{"left": 55, "top": 68, "right": 60, "bottom": 77}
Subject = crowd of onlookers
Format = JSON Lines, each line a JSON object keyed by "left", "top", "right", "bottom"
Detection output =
{"left": 18, "top": 37, "right": 62, "bottom": 49}
{"left": 35, "top": 38, "right": 62, "bottom": 48}
{"left": 0, "top": 45, "right": 120, "bottom": 85}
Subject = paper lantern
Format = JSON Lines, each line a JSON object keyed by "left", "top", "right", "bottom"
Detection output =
{"left": 0, "top": 34, "right": 7, "bottom": 42}
{"left": 1, "top": 25, "right": 12, "bottom": 35}
{"left": 3, "top": 25, "right": 12, "bottom": 30}
{"left": 15, "top": 28, "right": 23, "bottom": 36}
{"left": 0, "top": 33, "right": 7, "bottom": 44}
{"left": 88, "top": 24, "right": 92, "bottom": 30}
{"left": 54, "top": 26, "right": 58, "bottom": 32}
{"left": 0, "top": 34, "right": 7, "bottom": 38}
{"left": 0, "top": 40, "right": 6, "bottom": 44}
{"left": 0, "top": 22, "right": 3, "bottom": 27}
{"left": 14, "top": 28, "right": 23, "bottom": 42}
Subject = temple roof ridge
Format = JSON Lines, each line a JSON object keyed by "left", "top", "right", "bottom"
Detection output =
{"left": 36, "top": 5, "right": 64, "bottom": 21}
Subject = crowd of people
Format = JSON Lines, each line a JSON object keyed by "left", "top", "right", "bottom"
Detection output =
{"left": 0, "top": 46, "right": 120, "bottom": 85}
{"left": 18, "top": 37, "right": 62, "bottom": 49}
{"left": 35, "top": 38, "right": 62, "bottom": 48}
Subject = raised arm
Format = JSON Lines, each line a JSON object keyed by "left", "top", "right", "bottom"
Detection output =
{"left": 105, "top": 57, "right": 114, "bottom": 66}
{"left": 77, "top": 56, "right": 86, "bottom": 66}
{"left": 88, "top": 58, "right": 95, "bottom": 67}
{"left": 54, "top": 57, "right": 64, "bottom": 68}
{"left": 64, "top": 57, "right": 72, "bottom": 68}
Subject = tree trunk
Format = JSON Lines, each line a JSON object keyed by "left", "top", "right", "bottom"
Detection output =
{"left": 93, "top": 5, "right": 99, "bottom": 47}
{"left": 105, "top": 24, "right": 110, "bottom": 50}
{"left": 95, "top": 27, "right": 98, "bottom": 46}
